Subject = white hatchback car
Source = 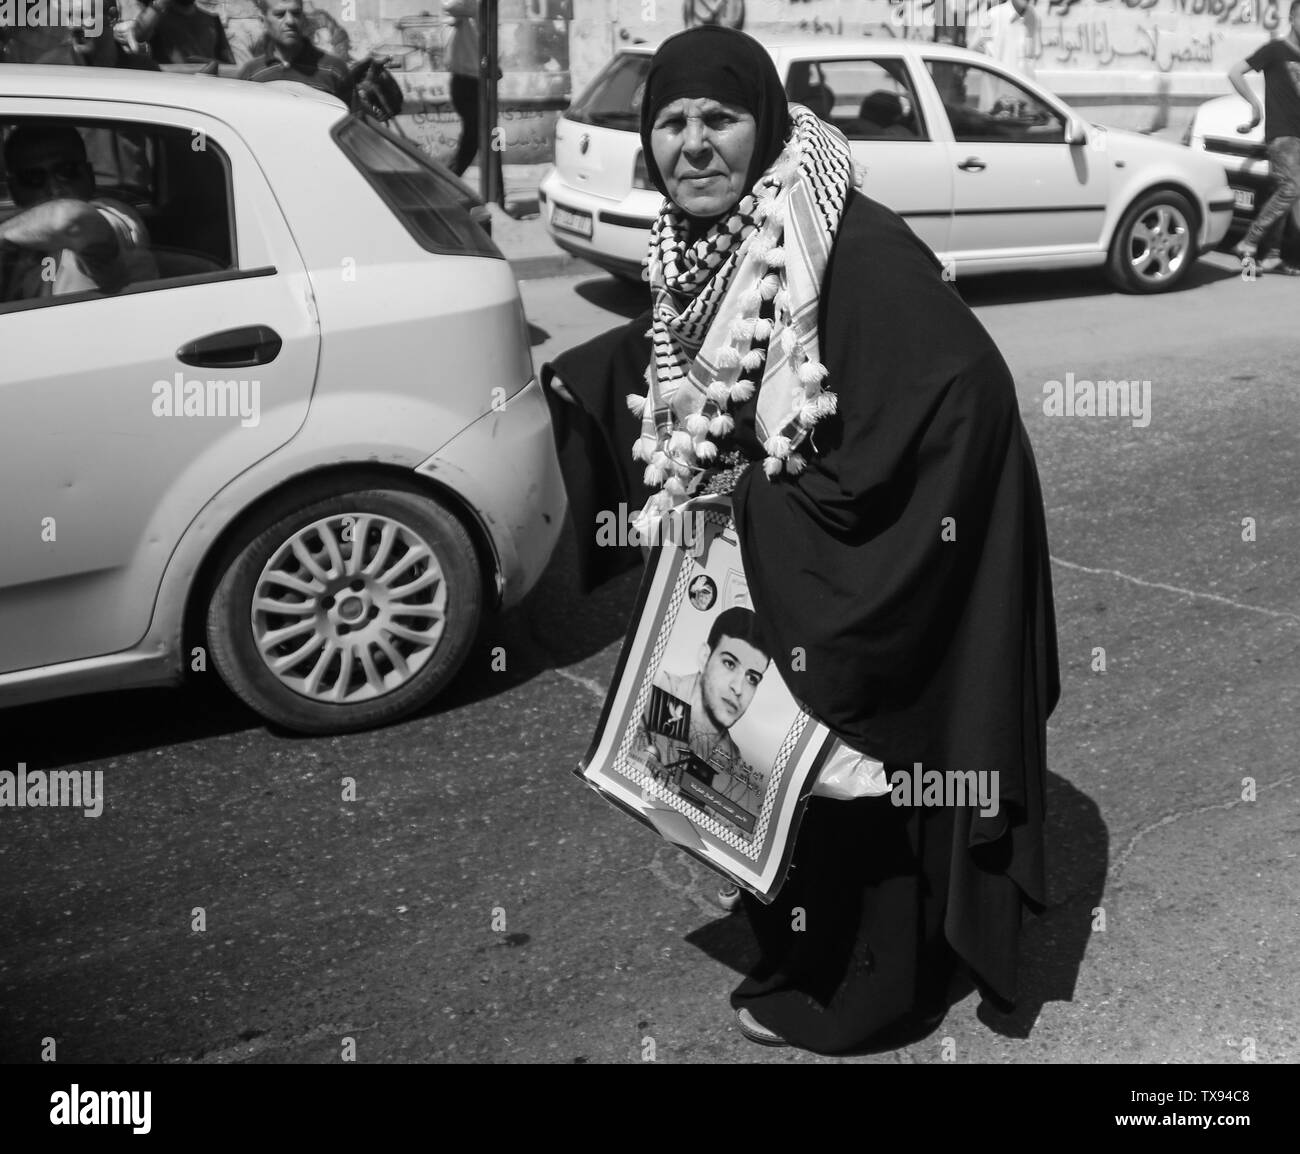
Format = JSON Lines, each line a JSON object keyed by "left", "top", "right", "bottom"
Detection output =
{"left": 0, "top": 67, "right": 565, "bottom": 734}
{"left": 541, "top": 38, "right": 1234, "bottom": 293}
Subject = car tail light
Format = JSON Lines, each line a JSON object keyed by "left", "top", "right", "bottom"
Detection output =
{"left": 632, "top": 150, "right": 654, "bottom": 190}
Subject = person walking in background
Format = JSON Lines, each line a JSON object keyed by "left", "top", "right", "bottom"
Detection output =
{"left": 1228, "top": 0, "right": 1300, "bottom": 275}
{"left": 445, "top": 0, "right": 484, "bottom": 177}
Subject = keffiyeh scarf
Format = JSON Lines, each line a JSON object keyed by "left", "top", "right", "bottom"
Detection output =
{"left": 628, "top": 105, "right": 861, "bottom": 530}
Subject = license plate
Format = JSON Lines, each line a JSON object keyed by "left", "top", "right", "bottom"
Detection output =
{"left": 551, "top": 204, "right": 593, "bottom": 239}
{"left": 1234, "top": 187, "right": 1255, "bottom": 212}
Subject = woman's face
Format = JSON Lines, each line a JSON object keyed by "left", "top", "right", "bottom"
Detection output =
{"left": 650, "top": 97, "right": 757, "bottom": 220}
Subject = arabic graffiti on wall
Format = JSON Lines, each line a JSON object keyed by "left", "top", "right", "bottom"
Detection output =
{"left": 1037, "top": 19, "right": 1225, "bottom": 70}
{"left": 404, "top": 104, "right": 561, "bottom": 165}
{"left": 1044, "top": 0, "right": 1283, "bottom": 27}
{"left": 881, "top": 0, "right": 1282, "bottom": 72}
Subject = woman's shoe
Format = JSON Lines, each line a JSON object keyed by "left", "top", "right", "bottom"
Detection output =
{"left": 735, "top": 1007, "right": 789, "bottom": 1047}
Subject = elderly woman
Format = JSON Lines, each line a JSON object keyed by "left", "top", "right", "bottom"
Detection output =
{"left": 545, "top": 26, "right": 1059, "bottom": 1054}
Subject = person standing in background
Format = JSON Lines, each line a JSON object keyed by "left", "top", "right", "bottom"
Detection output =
{"left": 683, "top": 0, "right": 746, "bottom": 31}
{"left": 972, "top": 0, "right": 1038, "bottom": 80}
{"left": 237, "top": 0, "right": 354, "bottom": 105}
{"left": 445, "top": 0, "right": 483, "bottom": 177}
{"left": 122, "top": 0, "right": 234, "bottom": 66}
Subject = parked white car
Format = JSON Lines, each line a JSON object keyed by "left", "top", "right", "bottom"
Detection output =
{"left": 0, "top": 67, "right": 565, "bottom": 734}
{"left": 541, "top": 38, "right": 1235, "bottom": 292}
{"left": 1185, "top": 77, "right": 1300, "bottom": 246}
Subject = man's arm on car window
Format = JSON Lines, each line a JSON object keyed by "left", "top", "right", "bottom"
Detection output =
{"left": 0, "top": 200, "right": 127, "bottom": 289}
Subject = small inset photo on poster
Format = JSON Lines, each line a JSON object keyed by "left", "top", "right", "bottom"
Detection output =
{"left": 686, "top": 573, "right": 717, "bottom": 611}
{"left": 577, "top": 497, "right": 833, "bottom": 901}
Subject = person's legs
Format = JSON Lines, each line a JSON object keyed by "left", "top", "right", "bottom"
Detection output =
{"left": 1240, "top": 136, "right": 1300, "bottom": 261}
{"left": 449, "top": 72, "right": 479, "bottom": 176}
{"left": 731, "top": 791, "right": 958, "bottom": 1054}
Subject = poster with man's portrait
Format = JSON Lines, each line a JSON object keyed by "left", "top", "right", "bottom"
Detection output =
{"left": 578, "top": 497, "right": 833, "bottom": 902}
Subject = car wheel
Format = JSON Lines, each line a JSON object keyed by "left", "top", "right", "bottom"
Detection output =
{"left": 1106, "top": 189, "right": 1198, "bottom": 293}
{"left": 206, "top": 488, "right": 482, "bottom": 734}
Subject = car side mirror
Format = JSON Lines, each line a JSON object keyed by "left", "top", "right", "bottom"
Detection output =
{"left": 1065, "top": 116, "right": 1088, "bottom": 146}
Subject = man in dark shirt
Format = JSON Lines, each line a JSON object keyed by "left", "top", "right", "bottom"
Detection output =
{"left": 236, "top": 0, "right": 355, "bottom": 106}
{"left": 1228, "top": 1, "right": 1300, "bottom": 274}
{"left": 125, "top": 0, "right": 235, "bottom": 66}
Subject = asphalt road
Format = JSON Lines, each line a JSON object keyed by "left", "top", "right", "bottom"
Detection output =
{"left": 2, "top": 251, "right": 1296, "bottom": 1066}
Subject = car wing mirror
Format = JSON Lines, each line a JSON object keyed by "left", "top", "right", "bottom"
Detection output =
{"left": 1065, "top": 116, "right": 1089, "bottom": 146}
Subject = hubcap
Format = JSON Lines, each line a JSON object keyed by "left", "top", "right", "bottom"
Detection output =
{"left": 1128, "top": 204, "right": 1191, "bottom": 285}
{"left": 251, "top": 513, "right": 448, "bottom": 704}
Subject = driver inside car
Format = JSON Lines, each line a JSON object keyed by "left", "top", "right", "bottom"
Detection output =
{"left": 0, "top": 122, "right": 157, "bottom": 302}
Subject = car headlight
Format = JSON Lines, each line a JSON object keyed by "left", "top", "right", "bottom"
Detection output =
{"left": 633, "top": 150, "right": 654, "bottom": 190}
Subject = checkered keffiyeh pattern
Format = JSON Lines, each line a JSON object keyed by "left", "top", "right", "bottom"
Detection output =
{"left": 628, "top": 105, "right": 860, "bottom": 532}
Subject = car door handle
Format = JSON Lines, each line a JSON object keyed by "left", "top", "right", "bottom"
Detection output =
{"left": 957, "top": 157, "right": 987, "bottom": 172}
{"left": 177, "top": 325, "right": 283, "bottom": 369}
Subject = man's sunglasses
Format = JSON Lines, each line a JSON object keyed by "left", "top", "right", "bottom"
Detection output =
{"left": 12, "top": 160, "right": 88, "bottom": 190}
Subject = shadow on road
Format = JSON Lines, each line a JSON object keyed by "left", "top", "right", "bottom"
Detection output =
{"left": 574, "top": 275, "right": 651, "bottom": 319}
{"left": 976, "top": 772, "right": 1108, "bottom": 1040}
{"left": 3, "top": 678, "right": 264, "bottom": 770}
{"left": 956, "top": 257, "right": 1240, "bottom": 308}
{"left": 569, "top": 256, "right": 1242, "bottom": 314}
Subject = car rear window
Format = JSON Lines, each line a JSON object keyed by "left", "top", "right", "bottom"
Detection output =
{"left": 333, "top": 118, "right": 500, "bottom": 259}
{"left": 566, "top": 53, "right": 650, "bottom": 131}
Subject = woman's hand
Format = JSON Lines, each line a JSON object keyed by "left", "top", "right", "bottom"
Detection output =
{"left": 548, "top": 374, "right": 578, "bottom": 405}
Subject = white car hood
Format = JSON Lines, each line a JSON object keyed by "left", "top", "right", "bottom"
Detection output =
{"left": 1099, "top": 124, "right": 1219, "bottom": 164}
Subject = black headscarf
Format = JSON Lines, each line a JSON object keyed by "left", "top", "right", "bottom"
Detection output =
{"left": 638, "top": 26, "right": 792, "bottom": 205}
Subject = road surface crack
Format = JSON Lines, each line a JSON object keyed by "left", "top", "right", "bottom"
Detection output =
{"left": 1106, "top": 774, "right": 1298, "bottom": 887}
{"left": 1051, "top": 556, "right": 1300, "bottom": 624}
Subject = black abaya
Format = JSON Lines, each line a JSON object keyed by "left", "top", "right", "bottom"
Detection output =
{"left": 544, "top": 192, "right": 1059, "bottom": 1045}
{"left": 731, "top": 789, "right": 957, "bottom": 1054}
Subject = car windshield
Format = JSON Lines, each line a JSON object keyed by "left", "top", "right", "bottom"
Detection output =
{"left": 566, "top": 53, "right": 650, "bottom": 131}
{"left": 333, "top": 118, "right": 499, "bottom": 258}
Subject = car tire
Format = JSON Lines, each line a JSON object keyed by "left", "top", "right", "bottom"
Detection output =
{"left": 206, "top": 487, "right": 482, "bottom": 735}
{"left": 1106, "top": 189, "right": 1199, "bottom": 293}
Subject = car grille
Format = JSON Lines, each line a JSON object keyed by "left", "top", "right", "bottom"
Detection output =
{"left": 1204, "top": 136, "right": 1268, "bottom": 162}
